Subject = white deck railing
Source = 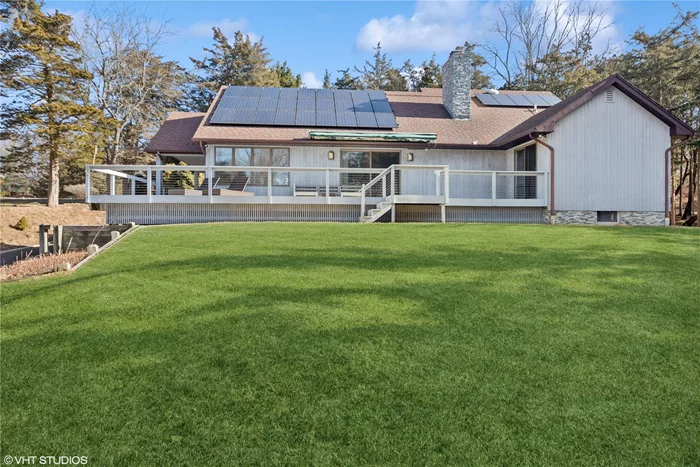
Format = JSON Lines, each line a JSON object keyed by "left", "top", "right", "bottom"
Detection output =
{"left": 86, "top": 164, "right": 548, "bottom": 208}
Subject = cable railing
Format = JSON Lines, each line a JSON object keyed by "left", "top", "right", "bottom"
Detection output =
{"left": 86, "top": 164, "right": 548, "bottom": 207}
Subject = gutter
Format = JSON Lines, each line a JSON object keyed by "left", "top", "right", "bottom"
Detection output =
{"left": 530, "top": 133, "right": 555, "bottom": 224}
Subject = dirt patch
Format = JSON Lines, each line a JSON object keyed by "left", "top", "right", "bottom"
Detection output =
{"left": 0, "top": 204, "right": 105, "bottom": 249}
{"left": 0, "top": 250, "right": 89, "bottom": 282}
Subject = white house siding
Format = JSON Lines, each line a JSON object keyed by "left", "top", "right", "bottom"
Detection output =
{"left": 546, "top": 87, "right": 670, "bottom": 221}
{"left": 206, "top": 145, "right": 508, "bottom": 198}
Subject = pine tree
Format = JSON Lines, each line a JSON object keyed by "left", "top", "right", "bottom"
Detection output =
{"left": 333, "top": 68, "right": 362, "bottom": 90}
{"left": 356, "top": 42, "right": 393, "bottom": 90}
{"left": 274, "top": 61, "right": 302, "bottom": 88}
{"left": 419, "top": 53, "right": 442, "bottom": 88}
{"left": 0, "top": 0, "right": 99, "bottom": 207}
{"left": 322, "top": 69, "right": 332, "bottom": 89}
{"left": 401, "top": 60, "right": 421, "bottom": 91}
{"left": 191, "top": 28, "right": 279, "bottom": 103}
{"left": 384, "top": 68, "right": 407, "bottom": 91}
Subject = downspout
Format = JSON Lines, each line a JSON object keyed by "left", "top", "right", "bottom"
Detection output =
{"left": 664, "top": 139, "right": 691, "bottom": 226}
{"left": 530, "top": 133, "right": 555, "bottom": 224}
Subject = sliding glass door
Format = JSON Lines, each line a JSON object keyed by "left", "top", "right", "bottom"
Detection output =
{"left": 514, "top": 145, "right": 537, "bottom": 199}
{"left": 340, "top": 151, "right": 400, "bottom": 194}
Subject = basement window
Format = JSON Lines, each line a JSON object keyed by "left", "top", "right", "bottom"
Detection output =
{"left": 597, "top": 211, "right": 618, "bottom": 223}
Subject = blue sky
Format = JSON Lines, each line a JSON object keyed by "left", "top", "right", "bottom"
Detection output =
{"left": 46, "top": 1, "right": 698, "bottom": 88}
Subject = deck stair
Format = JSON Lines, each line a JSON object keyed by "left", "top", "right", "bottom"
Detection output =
{"left": 360, "top": 201, "right": 393, "bottom": 223}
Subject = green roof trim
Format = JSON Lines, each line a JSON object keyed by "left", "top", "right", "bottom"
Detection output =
{"left": 309, "top": 131, "right": 437, "bottom": 143}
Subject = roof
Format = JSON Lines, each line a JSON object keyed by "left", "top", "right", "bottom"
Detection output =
{"left": 186, "top": 87, "right": 555, "bottom": 149}
{"left": 493, "top": 74, "right": 694, "bottom": 148}
{"left": 146, "top": 75, "right": 694, "bottom": 154}
{"left": 145, "top": 112, "right": 205, "bottom": 154}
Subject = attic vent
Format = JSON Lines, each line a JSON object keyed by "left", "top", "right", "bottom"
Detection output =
{"left": 606, "top": 89, "right": 614, "bottom": 103}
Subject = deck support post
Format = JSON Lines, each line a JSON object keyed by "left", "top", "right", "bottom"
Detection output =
{"left": 444, "top": 167, "right": 450, "bottom": 204}
{"left": 491, "top": 172, "right": 497, "bottom": 206}
{"left": 155, "top": 153, "right": 162, "bottom": 195}
{"left": 267, "top": 168, "right": 272, "bottom": 203}
{"left": 147, "top": 167, "right": 153, "bottom": 203}
{"left": 360, "top": 184, "right": 366, "bottom": 219}
{"left": 441, "top": 204, "right": 446, "bottom": 223}
{"left": 85, "top": 166, "right": 91, "bottom": 203}
{"left": 207, "top": 167, "right": 214, "bottom": 204}
{"left": 391, "top": 204, "right": 396, "bottom": 223}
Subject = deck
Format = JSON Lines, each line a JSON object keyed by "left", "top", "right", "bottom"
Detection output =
{"left": 86, "top": 164, "right": 549, "bottom": 223}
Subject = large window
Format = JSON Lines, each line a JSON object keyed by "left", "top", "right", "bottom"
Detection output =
{"left": 214, "top": 147, "right": 290, "bottom": 186}
{"left": 340, "top": 150, "right": 400, "bottom": 186}
{"left": 514, "top": 145, "right": 537, "bottom": 199}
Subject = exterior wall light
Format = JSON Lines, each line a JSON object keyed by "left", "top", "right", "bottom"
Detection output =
{"left": 328, "top": 151, "right": 335, "bottom": 160}
{"left": 407, "top": 153, "right": 414, "bottom": 162}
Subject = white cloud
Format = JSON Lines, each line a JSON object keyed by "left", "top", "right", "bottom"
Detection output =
{"left": 301, "top": 72, "right": 322, "bottom": 89}
{"left": 355, "top": 1, "right": 485, "bottom": 52}
{"left": 185, "top": 18, "right": 257, "bottom": 41}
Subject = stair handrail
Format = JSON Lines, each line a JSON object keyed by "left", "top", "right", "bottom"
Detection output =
{"left": 360, "top": 165, "right": 394, "bottom": 218}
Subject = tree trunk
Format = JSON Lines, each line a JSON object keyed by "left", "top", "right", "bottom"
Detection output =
{"left": 696, "top": 149, "right": 700, "bottom": 227}
{"left": 47, "top": 153, "right": 60, "bottom": 208}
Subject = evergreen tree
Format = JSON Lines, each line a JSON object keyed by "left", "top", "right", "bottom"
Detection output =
{"left": 401, "top": 59, "right": 421, "bottom": 91}
{"left": 190, "top": 28, "right": 279, "bottom": 106}
{"left": 274, "top": 61, "right": 302, "bottom": 87}
{"left": 333, "top": 68, "right": 362, "bottom": 90}
{"left": 356, "top": 42, "right": 393, "bottom": 90}
{"left": 419, "top": 53, "right": 442, "bottom": 88}
{"left": 0, "top": 0, "right": 99, "bottom": 207}
{"left": 322, "top": 69, "right": 332, "bottom": 89}
{"left": 384, "top": 68, "right": 408, "bottom": 91}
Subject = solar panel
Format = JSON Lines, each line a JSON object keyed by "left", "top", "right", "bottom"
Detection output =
{"left": 540, "top": 94, "right": 561, "bottom": 106}
{"left": 316, "top": 111, "right": 337, "bottom": 127}
{"left": 279, "top": 88, "right": 298, "bottom": 99}
{"left": 523, "top": 94, "right": 549, "bottom": 106}
{"left": 476, "top": 92, "right": 560, "bottom": 108}
{"left": 507, "top": 94, "right": 534, "bottom": 106}
{"left": 208, "top": 87, "right": 397, "bottom": 128}
{"left": 254, "top": 109, "right": 276, "bottom": 125}
{"left": 242, "top": 87, "right": 262, "bottom": 98}
{"left": 224, "top": 86, "right": 245, "bottom": 97}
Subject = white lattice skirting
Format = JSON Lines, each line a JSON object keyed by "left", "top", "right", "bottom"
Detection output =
{"left": 104, "top": 203, "right": 547, "bottom": 225}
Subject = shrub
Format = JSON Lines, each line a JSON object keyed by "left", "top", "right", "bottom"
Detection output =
{"left": 15, "top": 216, "right": 29, "bottom": 231}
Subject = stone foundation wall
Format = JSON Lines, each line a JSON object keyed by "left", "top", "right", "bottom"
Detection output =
{"left": 619, "top": 211, "right": 665, "bottom": 226}
{"left": 553, "top": 210, "right": 665, "bottom": 226}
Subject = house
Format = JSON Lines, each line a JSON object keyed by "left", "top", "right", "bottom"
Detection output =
{"left": 86, "top": 46, "right": 694, "bottom": 225}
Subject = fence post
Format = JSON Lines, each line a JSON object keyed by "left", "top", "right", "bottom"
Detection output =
{"left": 382, "top": 173, "right": 387, "bottom": 198}
{"left": 147, "top": 167, "right": 153, "bottom": 203}
{"left": 52, "top": 225, "right": 63, "bottom": 254}
{"left": 361, "top": 184, "right": 366, "bottom": 219}
{"left": 491, "top": 172, "right": 497, "bottom": 206}
{"left": 39, "top": 224, "right": 49, "bottom": 255}
{"left": 109, "top": 174, "right": 115, "bottom": 195}
{"left": 85, "top": 166, "right": 91, "bottom": 203}
{"left": 268, "top": 167, "right": 272, "bottom": 203}
{"left": 131, "top": 179, "right": 136, "bottom": 195}
{"left": 326, "top": 168, "right": 331, "bottom": 204}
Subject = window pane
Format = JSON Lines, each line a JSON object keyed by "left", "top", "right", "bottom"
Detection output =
{"left": 253, "top": 148, "right": 272, "bottom": 166}
{"left": 215, "top": 148, "right": 233, "bottom": 166}
{"left": 234, "top": 148, "right": 251, "bottom": 166}
{"left": 341, "top": 151, "right": 370, "bottom": 168}
{"left": 341, "top": 151, "right": 370, "bottom": 186}
{"left": 272, "top": 149, "right": 289, "bottom": 186}
{"left": 371, "top": 152, "right": 400, "bottom": 168}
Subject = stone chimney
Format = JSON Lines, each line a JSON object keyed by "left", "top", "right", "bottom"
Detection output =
{"left": 442, "top": 46, "right": 473, "bottom": 120}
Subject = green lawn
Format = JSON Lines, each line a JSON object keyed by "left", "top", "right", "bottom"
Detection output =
{"left": 2, "top": 223, "right": 699, "bottom": 466}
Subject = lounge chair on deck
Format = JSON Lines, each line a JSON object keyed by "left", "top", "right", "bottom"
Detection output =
{"left": 167, "top": 177, "right": 221, "bottom": 196}
{"left": 206, "top": 175, "right": 253, "bottom": 196}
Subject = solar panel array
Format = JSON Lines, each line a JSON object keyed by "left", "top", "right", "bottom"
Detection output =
{"left": 209, "top": 87, "right": 398, "bottom": 129}
{"left": 475, "top": 93, "right": 561, "bottom": 107}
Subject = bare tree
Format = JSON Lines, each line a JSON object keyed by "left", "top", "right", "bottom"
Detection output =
{"left": 78, "top": 3, "right": 186, "bottom": 164}
{"left": 482, "top": 0, "right": 613, "bottom": 89}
